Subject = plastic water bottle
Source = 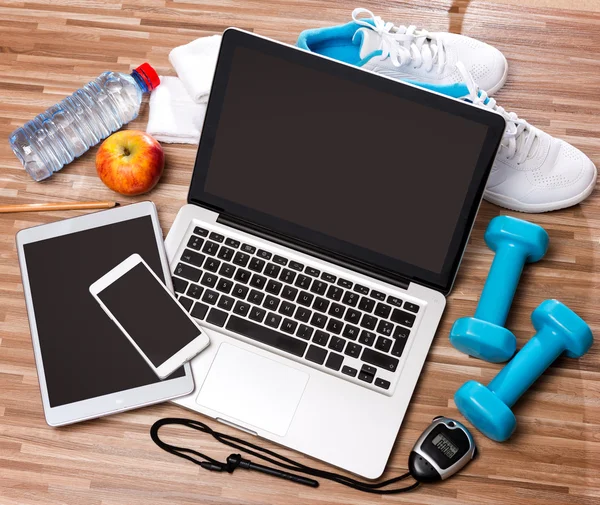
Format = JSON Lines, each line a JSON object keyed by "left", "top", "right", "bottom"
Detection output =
{"left": 9, "top": 63, "right": 160, "bottom": 181}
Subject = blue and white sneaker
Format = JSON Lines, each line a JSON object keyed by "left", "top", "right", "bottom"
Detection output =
{"left": 297, "top": 8, "right": 508, "bottom": 96}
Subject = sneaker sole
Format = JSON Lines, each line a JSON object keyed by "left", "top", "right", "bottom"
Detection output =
{"left": 484, "top": 167, "right": 598, "bottom": 213}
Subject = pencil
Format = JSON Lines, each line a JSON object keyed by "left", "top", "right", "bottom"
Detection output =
{"left": 0, "top": 201, "right": 119, "bottom": 213}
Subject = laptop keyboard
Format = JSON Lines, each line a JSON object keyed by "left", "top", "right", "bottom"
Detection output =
{"left": 172, "top": 225, "right": 421, "bottom": 394}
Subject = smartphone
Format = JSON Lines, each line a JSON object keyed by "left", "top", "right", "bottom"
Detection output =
{"left": 90, "top": 253, "right": 209, "bottom": 379}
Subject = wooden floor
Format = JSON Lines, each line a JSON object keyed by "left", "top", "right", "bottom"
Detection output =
{"left": 1, "top": 1, "right": 599, "bottom": 504}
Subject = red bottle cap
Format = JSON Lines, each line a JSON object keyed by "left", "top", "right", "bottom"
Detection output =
{"left": 134, "top": 63, "right": 160, "bottom": 91}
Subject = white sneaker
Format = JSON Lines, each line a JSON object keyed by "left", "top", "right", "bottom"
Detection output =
{"left": 297, "top": 8, "right": 508, "bottom": 95}
{"left": 458, "top": 63, "right": 597, "bottom": 213}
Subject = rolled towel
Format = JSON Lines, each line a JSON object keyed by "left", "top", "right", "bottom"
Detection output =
{"left": 146, "top": 76, "right": 206, "bottom": 144}
{"left": 169, "top": 34, "right": 222, "bottom": 104}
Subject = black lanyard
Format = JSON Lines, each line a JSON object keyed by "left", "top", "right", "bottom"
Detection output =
{"left": 150, "top": 417, "right": 420, "bottom": 494}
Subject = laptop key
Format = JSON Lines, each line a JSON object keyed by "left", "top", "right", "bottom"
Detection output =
{"left": 305, "top": 345, "right": 327, "bottom": 365}
{"left": 376, "top": 320, "right": 394, "bottom": 337}
{"left": 361, "top": 364, "right": 377, "bottom": 376}
{"left": 326, "top": 318, "right": 343, "bottom": 335}
{"left": 313, "top": 297, "right": 329, "bottom": 313}
{"left": 250, "top": 274, "right": 266, "bottom": 289}
{"left": 234, "top": 268, "right": 251, "bottom": 284}
{"left": 326, "top": 285, "right": 343, "bottom": 301}
{"left": 273, "top": 255, "right": 288, "bottom": 266}
{"left": 186, "top": 283, "right": 203, "bottom": 299}
{"left": 342, "top": 324, "right": 359, "bottom": 341}
{"left": 358, "top": 371, "right": 374, "bottom": 383}
{"left": 281, "top": 318, "right": 298, "bottom": 334}
{"left": 209, "top": 232, "right": 224, "bottom": 243}
{"left": 344, "top": 308, "right": 361, "bottom": 324}
{"left": 241, "top": 244, "right": 256, "bottom": 254}
{"left": 337, "top": 278, "right": 353, "bottom": 289}
{"left": 391, "top": 309, "right": 416, "bottom": 328}
{"left": 248, "top": 289, "right": 265, "bottom": 305}
{"left": 257, "top": 249, "right": 272, "bottom": 260}
{"left": 172, "top": 277, "right": 188, "bottom": 294}
{"left": 295, "top": 274, "right": 312, "bottom": 290}
{"left": 279, "top": 301, "right": 296, "bottom": 317}
{"left": 280, "top": 268, "right": 296, "bottom": 284}
{"left": 181, "top": 249, "right": 205, "bottom": 268}
{"left": 362, "top": 348, "right": 399, "bottom": 372}
{"left": 387, "top": 296, "right": 403, "bottom": 307}
{"left": 207, "top": 308, "right": 228, "bottom": 327}
{"left": 202, "top": 289, "right": 218, "bottom": 305}
{"left": 263, "top": 295, "right": 280, "bottom": 311}
{"left": 294, "top": 306, "right": 312, "bottom": 323}
{"left": 325, "top": 352, "right": 344, "bottom": 371}
{"left": 289, "top": 261, "right": 304, "bottom": 271}
{"left": 178, "top": 296, "right": 193, "bottom": 312}
{"left": 328, "top": 336, "right": 345, "bottom": 352}
{"left": 248, "top": 257, "right": 265, "bottom": 273}
{"left": 370, "top": 290, "right": 386, "bottom": 301}
{"left": 311, "top": 280, "right": 327, "bottom": 295}
{"left": 216, "top": 278, "right": 233, "bottom": 294}
{"left": 264, "top": 263, "right": 281, "bottom": 278}
{"left": 297, "top": 291, "right": 314, "bottom": 307}
{"left": 375, "top": 378, "right": 391, "bottom": 390}
{"left": 232, "top": 284, "right": 249, "bottom": 299}
{"left": 312, "top": 330, "right": 329, "bottom": 346}
{"left": 217, "top": 246, "right": 234, "bottom": 261}
{"left": 233, "top": 301, "right": 250, "bottom": 317}
{"left": 328, "top": 303, "right": 345, "bottom": 319}
{"left": 404, "top": 302, "right": 420, "bottom": 313}
{"left": 354, "top": 284, "right": 369, "bottom": 295}
{"left": 202, "top": 241, "right": 219, "bottom": 256}
{"left": 265, "top": 280, "right": 282, "bottom": 295}
{"left": 393, "top": 326, "right": 411, "bottom": 339}
{"left": 191, "top": 302, "right": 209, "bottom": 320}
{"left": 193, "top": 226, "right": 208, "bottom": 237}
{"left": 342, "top": 291, "right": 359, "bottom": 307}
{"left": 360, "top": 314, "right": 377, "bottom": 330}
{"left": 375, "top": 336, "right": 393, "bottom": 353}
{"left": 187, "top": 235, "right": 204, "bottom": 251}
{"left": 305, "top": 267, "right": 320, "bottom": 277}
{"left": 281, "top": 286, "right": 298, "bottom": 301}
{"left": 392, "top": 335, "right": 409, "bottom": 357}
{"left": 321, "top": 272, "right": 336, "bottom": 283}
{"left": 249, "top": 307, "right": 266, "bottom": 322}
{"left": 225, "top": 238, "right": 240, "bottom": 248}
{"left": 359, "top": 330, "right": 376, "bottom": 347}
{"left": 175, "top": 263, "right": 201, "bottom": 282}
{"left": 375, "top": 303, "right": 392, "bottom": 319}
{"left": 358, "top": 297, "right": 375, "bottom": 313}
{"left": 341, "top": 365, "right": 357, "bottom": 377}
{"left": 311, "top": 313, "right": 327, "bottom": 328}
{"left": 344, "top": 342, "right": 362, "bottom": 358}
{"left": 200, "top": 272, "right": 217, "bottom": 288}
{"left": 226, "top": 315, "right": 307, "bottom": 357}
{"left": 233, "top": 252, "right": 250, "bottom": 267}
{"left": 219, "top": 263, "right": 236, "bottom": 278}
{"left": 296, "top": 324, "right": 313, "bottom": 340}
{"left": 217, "top": 295, "right": 235, "bottom": 311}
{"left": 265, "top": 312, "right": 282, "bottom": 329}
{"left": 204, "top": 258, "right": 220, "bottom": 272}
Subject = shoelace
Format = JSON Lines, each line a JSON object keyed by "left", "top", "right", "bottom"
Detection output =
{"left": 352, "top": 8, "right": 447, "bottom": 73}
{"left": 457, "top": 62, "right": 540, "bottom": 165}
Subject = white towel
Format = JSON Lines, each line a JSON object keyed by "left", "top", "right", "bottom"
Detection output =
{"left": 146, "top": 76, "right": 206, "bottom": 144}
{"left": 169, "top": 34, "right": 222, "bottom": 104}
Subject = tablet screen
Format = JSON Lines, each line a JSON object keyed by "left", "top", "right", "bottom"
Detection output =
{"left": 23, "top": 215, "right": 184, "bottom": 408}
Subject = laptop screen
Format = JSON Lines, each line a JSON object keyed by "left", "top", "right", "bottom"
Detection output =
{"left": 189, "top": 30, "right": 505, "bottom": 293}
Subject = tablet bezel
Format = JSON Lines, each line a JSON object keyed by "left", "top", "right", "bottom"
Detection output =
{"left": 16, "top": 201, "right": 194, "bottom": 426}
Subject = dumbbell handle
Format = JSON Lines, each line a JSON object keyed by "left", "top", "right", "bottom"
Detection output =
{"left": 487, "top": 326, "right": 565, "bottom": 407}
{"left": 474, "top": 246, "right": 527, "bottom": 326}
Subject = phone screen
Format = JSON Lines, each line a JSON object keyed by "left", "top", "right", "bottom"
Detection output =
{"left": 97, "top": 262, "right": 201, "bottom": 367}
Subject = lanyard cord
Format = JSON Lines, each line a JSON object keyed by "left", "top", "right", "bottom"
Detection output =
{"left": 150, "top": 418, "right": 420, "bottom": 494}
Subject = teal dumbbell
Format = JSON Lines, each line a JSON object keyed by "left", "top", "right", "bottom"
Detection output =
{"left": 450, "top": 216, "right": 549, "bottom": 362}
{"left": 454, "top": 300, "right": 593, "bottom": 441}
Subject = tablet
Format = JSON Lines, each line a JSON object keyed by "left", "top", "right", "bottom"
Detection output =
{"left": 16, "top": 201, "right": 194, "bottom": 426}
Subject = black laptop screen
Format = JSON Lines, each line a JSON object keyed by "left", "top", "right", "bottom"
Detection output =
{"left": 190, "top": 31, "right": 505, "bottom": 293}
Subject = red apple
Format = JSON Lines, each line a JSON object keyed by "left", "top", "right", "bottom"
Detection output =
{"left": 96, "top": 130, "right": 164, "bottom": 195}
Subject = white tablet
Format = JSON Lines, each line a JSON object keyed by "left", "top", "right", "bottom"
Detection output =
{"left": 16, "top": 201, "right": 195, "bottom": 426}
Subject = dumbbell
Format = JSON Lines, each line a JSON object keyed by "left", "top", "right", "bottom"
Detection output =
{"left": 450, "top": 216, "right": 549, "bottom": 362}
{"left": 454, "top": 299, "right": 593, "bottom": 442}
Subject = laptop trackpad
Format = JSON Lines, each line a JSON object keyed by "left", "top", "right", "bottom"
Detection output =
{"left": 196, "top": 343, "right": 309, "bottom": 437}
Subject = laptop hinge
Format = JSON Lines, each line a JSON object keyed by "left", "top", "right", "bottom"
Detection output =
{"left": 217, "top": 214, "right": 411, "bottom": 291}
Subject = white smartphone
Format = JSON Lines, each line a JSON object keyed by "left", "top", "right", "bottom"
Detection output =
{"left": 89, "top": 253, "right": 209, "bottom": 379}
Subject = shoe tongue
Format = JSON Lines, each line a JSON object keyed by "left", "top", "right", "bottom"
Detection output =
{"left": 352, "top": 27, "right": 382, "bottom": 59}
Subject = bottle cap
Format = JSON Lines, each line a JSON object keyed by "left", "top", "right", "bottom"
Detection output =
{"left": 134, "top": 63, "right": 160, "bottom": 91}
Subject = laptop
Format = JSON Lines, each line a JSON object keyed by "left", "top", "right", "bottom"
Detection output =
{"left": 163, "top": 28, "right": 505, "bottom": 479}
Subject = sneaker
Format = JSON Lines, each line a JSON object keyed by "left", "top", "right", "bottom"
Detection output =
{"left": 297, "top": 7, "right": 508, "bottom": 95}
{"left": 457, "top": 63, "right": 597, "bottom": 213}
